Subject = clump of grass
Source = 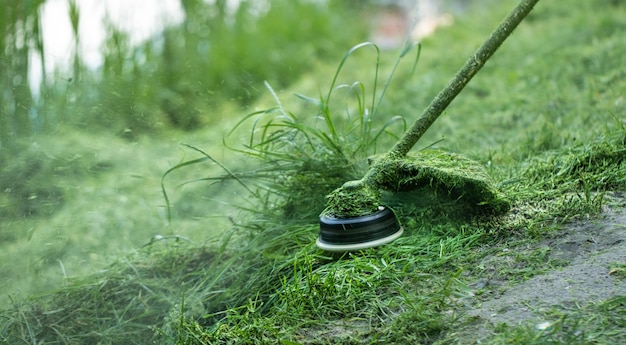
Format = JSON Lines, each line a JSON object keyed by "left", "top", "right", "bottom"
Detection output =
{"left": 322, "top": 150, "right": 511, "bottom": 218}
{"left": 498, "top": 132, "right": 626, "bottom": 236}
{"left": 323, "top": 180, "right": 382, "bottom": 218}
{"left": 253, "top": 44, "right": 414, "bottom": 183}
{"left": 162, "top": 40, "right": 420, "bottom": 225}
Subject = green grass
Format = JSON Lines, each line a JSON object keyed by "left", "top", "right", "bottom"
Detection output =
{"left": 0, "top": 128, "right": 235, "bottom": 305}
{"left": 1, "top": 0, "right": 368, "bottom": 305}
{"left": 2, "top": 0, "right": 626, "bottom": 344}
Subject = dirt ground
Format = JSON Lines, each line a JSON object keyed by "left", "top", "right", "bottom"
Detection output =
{"left": 460, "top": 197, "right": 626, "bottom": 338}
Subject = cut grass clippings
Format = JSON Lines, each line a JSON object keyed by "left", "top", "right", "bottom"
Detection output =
{"left": 2, "top": 132, "right": 623, "bottom": 344}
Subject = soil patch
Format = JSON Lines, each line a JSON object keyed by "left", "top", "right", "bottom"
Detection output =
{"left": 461, "top": 203, "right": 626, "bottom": 338}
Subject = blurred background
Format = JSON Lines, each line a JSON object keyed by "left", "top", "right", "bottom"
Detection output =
{"left": 3, "top": 0, "right": 466, "bottom": 142}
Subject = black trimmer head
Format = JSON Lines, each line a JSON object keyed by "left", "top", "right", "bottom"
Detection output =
{"left": 316, "top": 206, "right": 403, "bottom": 252}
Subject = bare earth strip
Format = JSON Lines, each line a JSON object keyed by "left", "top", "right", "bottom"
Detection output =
{"left": 465, "top": 206, "right": 626, "bottom": 332}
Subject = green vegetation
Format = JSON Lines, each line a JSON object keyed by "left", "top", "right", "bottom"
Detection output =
{"left": 2, "top": 0, "right": 626, "bottom": 344}
{"left": 324, "top": 150, "right": 511, "bottom": 218}
{"left": 0, "top": 0, "right": 368, "bottom": 304}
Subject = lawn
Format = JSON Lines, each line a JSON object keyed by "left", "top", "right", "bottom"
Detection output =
{"left": 1, "top": 0, "right": 625, "bottom": 344}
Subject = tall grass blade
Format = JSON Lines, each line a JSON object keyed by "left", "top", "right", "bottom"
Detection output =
{"left": 161, "top": 144, "right": 257, "bottom": 224}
